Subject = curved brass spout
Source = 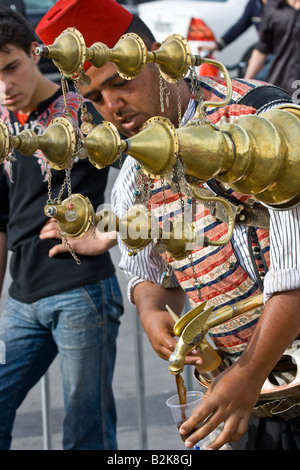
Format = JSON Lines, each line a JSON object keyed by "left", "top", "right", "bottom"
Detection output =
{"left": 190, "top": 183, "right": 235, "bottom": 246}
{"left": 191, "top": 56, "right": 233, "bottom": 120}
{"left": 168, "top": 293, "right": 264, "bottom": 376}
{"left": 168, "top": 302, "right": 216, "bottom": 375}
{"left": 11, "top": 117, "right": 77, "bottom": 170}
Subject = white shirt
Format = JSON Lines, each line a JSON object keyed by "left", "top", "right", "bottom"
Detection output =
{"left": 111, "top": 99, "right": 300, "bottom": 305}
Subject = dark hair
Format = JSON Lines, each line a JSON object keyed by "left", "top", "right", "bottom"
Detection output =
{"left": 0, "top": 7, "right": 35, "bottom": 55}
{"left": 125, "top": 14, "right": 156, "bottom": 49}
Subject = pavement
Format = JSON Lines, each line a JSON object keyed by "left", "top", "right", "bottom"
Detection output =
{"left": 0, "top": 167, "right": 198, "bottom": 451}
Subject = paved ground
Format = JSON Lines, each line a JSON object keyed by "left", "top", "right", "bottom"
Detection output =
{"left": 0, "top": 167, "right": 198, "bottom": 451}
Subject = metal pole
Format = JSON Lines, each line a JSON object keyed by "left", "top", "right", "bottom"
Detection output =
{"left": 41, "top": 371, "right": 52, "bottom": 450}
{"left": 133, "top": 308, "right": 148, "bottom": 450}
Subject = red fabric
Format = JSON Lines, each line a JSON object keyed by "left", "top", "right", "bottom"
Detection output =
{"left": 199, "top": 62, "right": 219, "bottom": 77}
{"left": 14, "top": 111, "right": 29, "bottom": 125}
{"left": 36, "top": 0, "right": 133, "bottom": 69}
{"left": 187, "top": 17, "right": 215, "bottom": 41}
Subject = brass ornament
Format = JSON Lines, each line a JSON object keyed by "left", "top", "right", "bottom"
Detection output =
{"left": 35, "top": 27, "right": 87, "bottom": 79}
{"left": 35, "top": 28, "right": 229, "bottom": 84}
{"left": 44, "top": 193, "right": 95, "bottom": 239}
{"left": 77, "top": 73, "right": 91, "bottom": 87}
{"left": 10, "top": 116, "right": 77, "bottom": 170}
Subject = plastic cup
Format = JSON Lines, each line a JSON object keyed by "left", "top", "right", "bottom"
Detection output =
{"left": 166, "top": 391, "right": 232, "bottom": 449}
{"left": 166, "top": 390, "right": 204, "bottom": 441}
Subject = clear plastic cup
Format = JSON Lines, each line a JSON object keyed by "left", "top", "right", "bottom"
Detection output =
{"left": 166, "top": 390, "right": 204, "bottom": 442}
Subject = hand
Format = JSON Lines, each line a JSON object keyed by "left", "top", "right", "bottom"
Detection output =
{"left": 139, "top": 307, "right": 204, "bottom": 368}
{"left": 179, "top": 361, "right": 261, "bottom": 449}
{"left": 134, "top": 282, "right": 204, "bottom": 364}
{"left": 39, "top": 218, "right": 117, "bottom": 257}
{"left": 198, "top": 42, "right": 217, "bottom": 55}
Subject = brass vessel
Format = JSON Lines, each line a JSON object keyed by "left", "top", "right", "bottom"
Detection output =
{"left": 44, "top": 193, "right": 95, "bottom": 238}
{"left": 90, "top": 107, "right": 300, "bottom": 210}
{"left": 35, "top": 27, "right": 231, "bottom": 85}
{"left": 44, "top": 194, "right": 199, "bottom": 260}
{"left": 11, "top": 117, "right": 77, "bottom": 170}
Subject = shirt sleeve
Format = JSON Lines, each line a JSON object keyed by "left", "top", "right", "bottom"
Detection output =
{"left": 219, "top": 0, "right": 254, "bottom": 48}
{"left": 255, "top": 3, "right": 274, "bottom": 55}
{"left": 263, "top": 206, "right": 300, "bottom": 303}
{"left": 111, "top": 156, "right": 179, "bottom": 305}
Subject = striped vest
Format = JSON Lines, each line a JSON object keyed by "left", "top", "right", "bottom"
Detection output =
{"left": 149, "top": 77, "right": 271, "bottom": 356}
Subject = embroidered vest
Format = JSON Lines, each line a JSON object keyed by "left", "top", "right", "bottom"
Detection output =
{"left": 149, "top": 77, "right": 273, "bottom": 355}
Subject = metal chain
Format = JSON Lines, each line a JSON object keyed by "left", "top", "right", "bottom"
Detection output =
{"left": 59, "top": 228, "right": 81, "bottom": 265}
{"left": 177, "top": 81, "right": 182, "bottom": 126}
{"left": 47, "top": 163, "right": 52, "bottom": 202}
{"left": 60, "top": 75, "right": 71, "bottom": 116}
{"left": 159, "top": 74, "right": 165, "bottom": 113}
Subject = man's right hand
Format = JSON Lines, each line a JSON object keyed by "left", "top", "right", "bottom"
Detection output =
{"left": 133, "top": 281, "right": 204, "bottom": 366}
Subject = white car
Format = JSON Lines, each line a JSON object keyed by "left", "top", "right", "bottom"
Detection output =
{"left": 137, "top": 0, "right": 258, "bottom": 74}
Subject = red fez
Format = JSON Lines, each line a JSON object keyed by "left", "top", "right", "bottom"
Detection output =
{"left": 36, "top": 0, "right": 133, "bottom": 68}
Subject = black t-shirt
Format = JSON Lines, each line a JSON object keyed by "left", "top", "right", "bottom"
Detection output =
{"left": 0, "top": 88, "right": 116, "bottom": 303}
{"left": 256, "top": 0, "right": 300, "bottom": 94}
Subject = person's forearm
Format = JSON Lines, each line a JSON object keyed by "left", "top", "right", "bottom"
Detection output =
{"left": 237, "top": 289, "right": 300, "bottom": 389}
{"left": 133, "top": 281, "right": 186, "bottom": 360}
{"left": 0, "top": 232, "right": 8, "bottom": 297}
{"left": 244, "top": 49, "right": 268, "bottom": 80}
{"left": 134, "top": 281, "right": 186, "bottom": 325}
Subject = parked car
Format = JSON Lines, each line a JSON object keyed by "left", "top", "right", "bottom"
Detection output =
{"left": 137, "top": 0, "right": 258, "bottom": 75}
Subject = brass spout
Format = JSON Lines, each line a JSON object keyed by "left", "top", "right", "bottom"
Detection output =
{"left": 168, "top": 303, "right": 215, "bottom": 375}
{"left": 44, "top": 193, "right": 97, "bottom": 238}
{"left": 36, "top": 28, "right": 87, "bottom": 77}
{"left": 169, "top": 293, "right": 264, "bottom": 376}
{"left": 12, "top": 117, "right": 77, "bottom": 170}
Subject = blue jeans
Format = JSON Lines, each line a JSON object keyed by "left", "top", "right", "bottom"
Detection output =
{"left": 0, "top": 275, "right": 123, "bottom": 450}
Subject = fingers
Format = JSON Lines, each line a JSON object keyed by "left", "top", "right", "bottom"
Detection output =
{"left": 185, "top": 349, "right": 204, "bottom": 366}
{"left": 180, "top": 407, "right": 247, "bottom": 450}
{"left": 39, "top": 218, "right": 62, "bottom": 240}
{"left": 48, "top": 243, "right": 68, "bottom": 258}
{"left": 179, "top": 400, "right": 214, "bottom": 443}
{"left": 153, "top": 335, "right": 177, "bottom": 361}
